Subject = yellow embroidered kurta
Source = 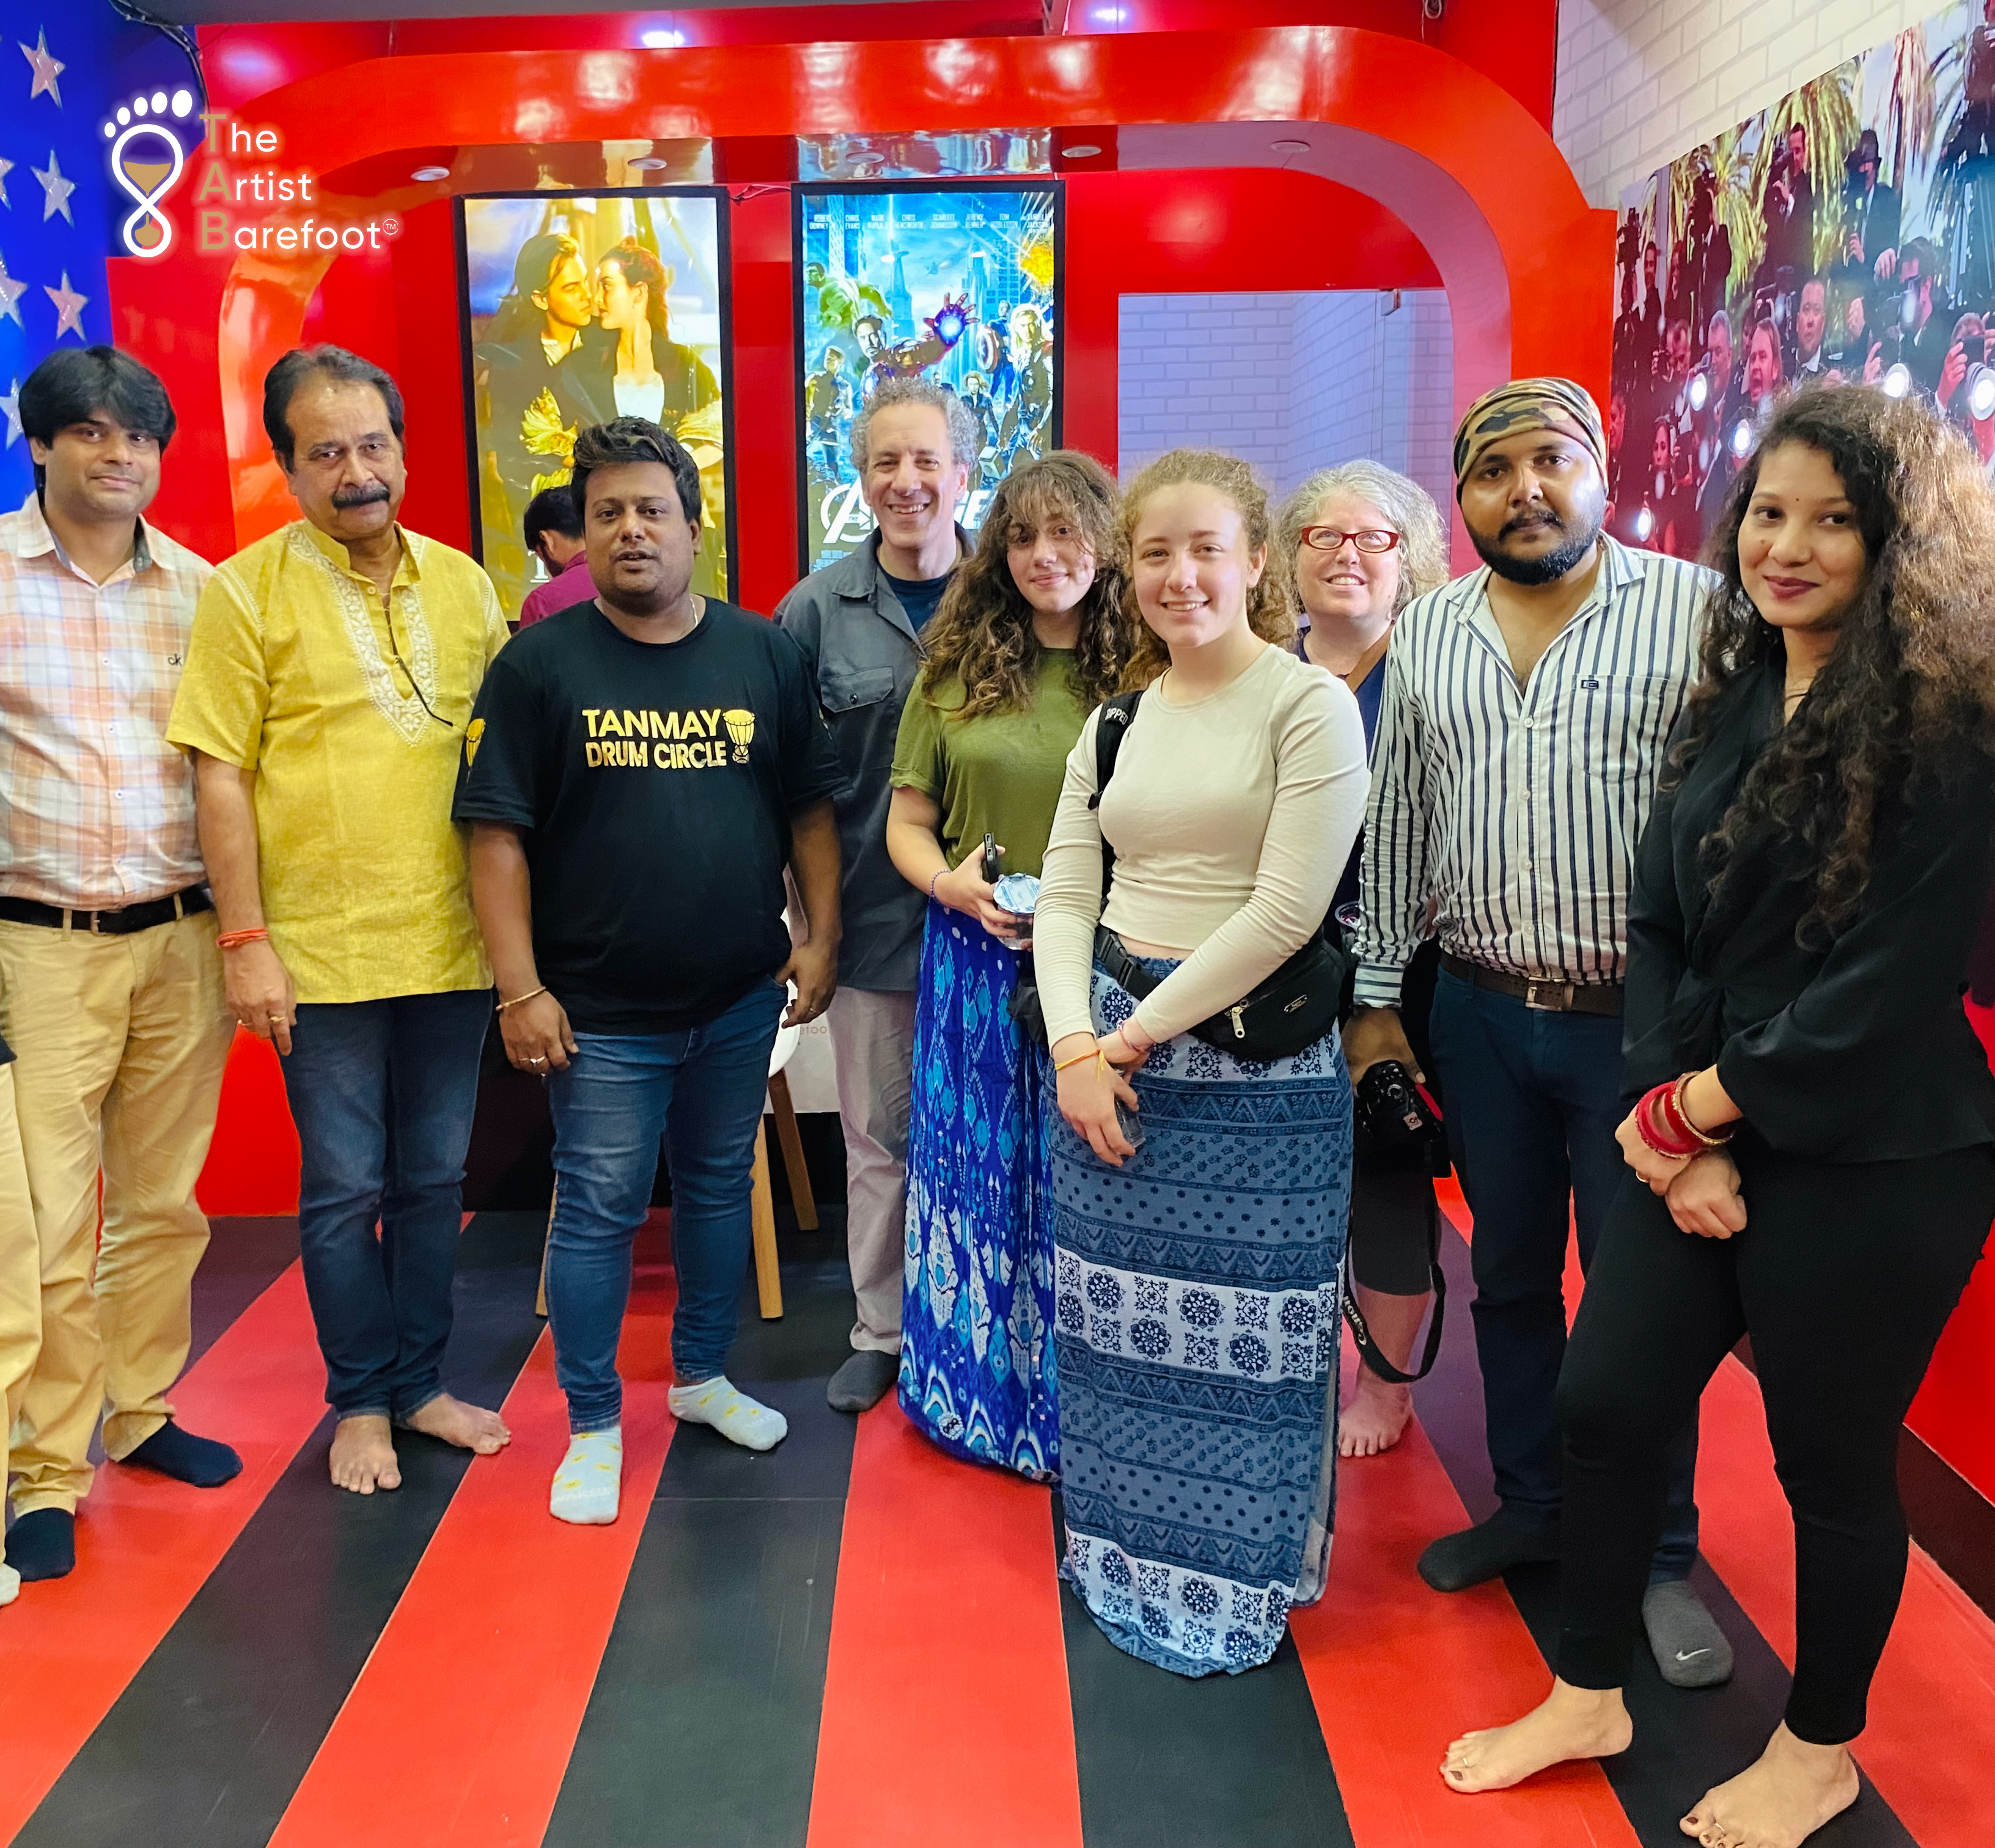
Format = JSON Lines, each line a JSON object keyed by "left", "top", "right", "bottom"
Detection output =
{"left": 167, "top": 519, "right": 509, "bottom": 1005}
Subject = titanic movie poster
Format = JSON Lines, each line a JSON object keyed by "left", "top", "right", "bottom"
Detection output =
{"left": 794, "top": 182, "right": 1062, "bottom": 574}
{"left": 457, "top": 189, "right": 733, "bottom": 621}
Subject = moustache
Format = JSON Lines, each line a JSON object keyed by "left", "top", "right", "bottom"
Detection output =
{"left": 1500, "top": 510, "right": 1565, "bottom": 540}
{"left": 330, "top": 483, "right": 392, "bottom": 510}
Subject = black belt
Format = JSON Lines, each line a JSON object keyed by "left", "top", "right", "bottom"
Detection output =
{"left": 0, "top": 884, "right": 213, "bottom": 936}
{"left": 1439, "top": 950, "right": 1623, "bottom": 1016}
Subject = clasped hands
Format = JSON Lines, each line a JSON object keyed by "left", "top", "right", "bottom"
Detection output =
{"left": 1615, "top": 1109, "right": 1747, "bottom": 1240}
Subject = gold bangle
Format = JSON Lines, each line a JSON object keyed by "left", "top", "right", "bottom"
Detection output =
{"left": 1053, "top": 1047, "right": 1103, "bottom": 1073}
{"left": 496, "top": 984, "right": 548, "bottom": 1013}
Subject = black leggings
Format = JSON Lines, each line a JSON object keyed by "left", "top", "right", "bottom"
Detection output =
{"left": 1554, "top": 1138, "right": 1995, "bottom": 1744}
{"left": 1348, "top": 1167, "right": 1438, "bottom": 1296}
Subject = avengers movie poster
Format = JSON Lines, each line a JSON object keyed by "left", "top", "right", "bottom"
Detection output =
{"left": 457, "top": 189, "right": 733, "bottom": 621}
{"left": 794, "top": 182, "right": 1062, "bottom": 573}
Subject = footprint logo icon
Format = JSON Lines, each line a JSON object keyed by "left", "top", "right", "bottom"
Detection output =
{"left": 103, "top": 89, "right": 196, "bottom": 260}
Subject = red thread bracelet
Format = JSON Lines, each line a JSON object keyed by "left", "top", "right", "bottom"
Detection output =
{"left": 216, "top": 927, "right": 269, "bottom": 952}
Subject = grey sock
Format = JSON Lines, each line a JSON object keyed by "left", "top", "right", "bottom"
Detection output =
{"left": 827, "top": 1348, "right": 898, "bottom": 1413}
{"left": 1642, "top": 1578, "right": 1735, "bottom": 1689}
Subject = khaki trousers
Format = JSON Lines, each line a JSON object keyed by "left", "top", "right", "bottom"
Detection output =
{"left": 0, "top": 912, "right": 233, "bottom": 1514}
{"left": 0, "top": 1065, "right": 40, "bottom": 1564}
{"left": 826, "top": 986, "right": 916, "bottom": 1354}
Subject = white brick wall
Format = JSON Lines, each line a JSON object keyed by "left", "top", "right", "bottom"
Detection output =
{"left": 1554, "top": 0, "right": 1931, "bottom": 207}
{"left": 1117, "top": 290, "right": 1455, "bottom": 513}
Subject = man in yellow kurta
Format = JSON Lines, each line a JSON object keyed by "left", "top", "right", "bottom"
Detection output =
{"left": 169, "top": 345, "right": 513, "bottom": 1495}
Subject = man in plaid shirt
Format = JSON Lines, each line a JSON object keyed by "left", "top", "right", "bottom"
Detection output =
{"left": 0, "top": 348, "right": 238, "bottom": 1589}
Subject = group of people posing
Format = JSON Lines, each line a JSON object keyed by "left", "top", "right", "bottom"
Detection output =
{"left": 2, "top": 334, "right": 1992, "bottom": 1848}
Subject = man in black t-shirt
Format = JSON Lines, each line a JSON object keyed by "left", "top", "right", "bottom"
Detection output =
{"left": 455, "top": 417, "right": 842, "bottom": 1525}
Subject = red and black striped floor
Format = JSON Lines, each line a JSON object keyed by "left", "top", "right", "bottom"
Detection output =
{"left": 4, "top": 1186, "right": 1994, "bottom": 1848}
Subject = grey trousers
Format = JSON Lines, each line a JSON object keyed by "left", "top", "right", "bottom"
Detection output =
{"left": 826, "top": 986, "right": 916, "bottom": 1354}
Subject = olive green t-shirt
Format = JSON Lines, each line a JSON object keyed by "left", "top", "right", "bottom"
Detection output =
{"left": 889, "top": 650, "right": 1091, "bottom": 878}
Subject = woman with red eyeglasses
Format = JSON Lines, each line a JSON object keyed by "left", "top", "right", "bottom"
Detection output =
{"left": 1277, "top": 462, "right": 1449, "bottom": 1456}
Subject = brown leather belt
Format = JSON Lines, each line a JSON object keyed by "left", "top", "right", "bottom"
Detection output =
{"left": 0, "top": 885, "right": 213, "bottom": 936}
{"left": 1439, "top": 950, "right": 1623, "bottom": 1016}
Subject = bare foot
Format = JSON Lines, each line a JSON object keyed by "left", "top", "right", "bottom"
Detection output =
{"left": 400, "top": 1393, "right": 511, "bottom": 1456}
{"left": 1679, "top": 1725, "right": 1859, "bottom": 1847}
{"left": 330, "top": 1415, "right": 402, "bottom": 1494}
{"left": 1442, "top": 1681, "right": 1634, "bottom": 1793}
{"left": 1339, "top": 1373, "right": 1414, "bottom": 1458}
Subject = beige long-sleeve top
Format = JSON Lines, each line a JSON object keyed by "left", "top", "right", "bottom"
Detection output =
{"left": 1034, "top": 642, "right": 1369, "bottom": 1047}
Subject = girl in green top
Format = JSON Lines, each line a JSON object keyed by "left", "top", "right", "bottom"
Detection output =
{"left": 884, "top": 451, "right": 1134, "bottom": 1478}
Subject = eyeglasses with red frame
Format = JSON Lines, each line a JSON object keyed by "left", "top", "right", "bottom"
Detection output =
{"left": 1298, "top": 526, "right": 1401, "bottom": 554}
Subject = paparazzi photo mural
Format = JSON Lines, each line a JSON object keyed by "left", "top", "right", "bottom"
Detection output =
{"left": 1611, "top": 1, "right": 1995, "bottom": 559}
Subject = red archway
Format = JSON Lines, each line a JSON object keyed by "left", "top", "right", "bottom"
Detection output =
{"left": 213, "top": 26, "right": 1610, "bottom": 557}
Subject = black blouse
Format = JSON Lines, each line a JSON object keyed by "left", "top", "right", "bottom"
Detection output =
{"left": 1624, "top": 662, "right": 1995, "bottom": 1159}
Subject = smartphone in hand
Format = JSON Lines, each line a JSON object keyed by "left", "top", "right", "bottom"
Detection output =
{"left": 980, "top": 832, "right": 1003, "bottom": 884}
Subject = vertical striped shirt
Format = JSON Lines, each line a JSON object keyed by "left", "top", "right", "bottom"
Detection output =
{"left": 1354, "top": 535, "right": 1716, "bottom": 1008}
{"left": 0, "top": 491, "right": 213, "bottom": 910}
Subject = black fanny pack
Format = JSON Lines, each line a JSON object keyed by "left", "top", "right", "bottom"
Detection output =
{"left": 1093, "top": 924, "right": 1345, "bottom": 1064}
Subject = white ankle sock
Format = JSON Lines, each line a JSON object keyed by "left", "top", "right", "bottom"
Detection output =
{"left": 667, "top": 1376, "right": 788, "bottom": 1451}
{"left": 0, "top": 1561, "right": 19, "bottom": 1607}
{"left": 549, "top": 1428, "right": 623, "bottom": 1525}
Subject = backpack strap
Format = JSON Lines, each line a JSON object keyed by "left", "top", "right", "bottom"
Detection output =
{"left": 1089, "top": 689, "right": 1144, "bottom": 903}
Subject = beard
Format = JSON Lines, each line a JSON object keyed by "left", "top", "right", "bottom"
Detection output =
{"left": 1472, "top": 507, "right": 1604, "bottom": 585}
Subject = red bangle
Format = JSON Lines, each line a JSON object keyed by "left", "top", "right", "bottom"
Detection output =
{"left": 1661, "top": 1073, "right": 1733, "bottom": 1148}
{"left": 216, "top": 926, "right": 269, "bottom": 952}
{"left": 1634, "top": 1083, "right": 1703, "bottom": 1159}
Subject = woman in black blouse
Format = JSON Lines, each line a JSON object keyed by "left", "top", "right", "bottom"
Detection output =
{"left": 1442, "top": 386, "right": 1995, "bottom": 1847}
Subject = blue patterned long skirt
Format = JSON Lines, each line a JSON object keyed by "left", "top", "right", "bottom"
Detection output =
{"left": 897, "top": 900, "right": 1059, "bottom": 1481}
{"left": 1052, "top": 956, "right": 1353, "bottom": 1676}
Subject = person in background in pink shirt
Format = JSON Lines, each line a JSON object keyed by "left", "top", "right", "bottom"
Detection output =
{"left": 518, "top": 483, "right": 595, "bottom": 626}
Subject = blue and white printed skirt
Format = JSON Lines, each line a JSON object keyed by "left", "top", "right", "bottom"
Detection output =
{"left": 1052, "top": 955, "right": 1353, "bottom": 1676}
{"left": 897, "top": 900, "right": 1059, "bottom": 1482}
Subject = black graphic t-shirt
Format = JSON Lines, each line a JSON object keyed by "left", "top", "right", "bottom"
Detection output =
{"left": 453, "top": 599, "right": 842, "bottom": 1033}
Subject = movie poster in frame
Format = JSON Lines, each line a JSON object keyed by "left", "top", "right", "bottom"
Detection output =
{"left": 457, "top": 188, "right": 735, "bottom": 622}
{"left": 793, "top": 180, "right": 1063, "bottom": 575}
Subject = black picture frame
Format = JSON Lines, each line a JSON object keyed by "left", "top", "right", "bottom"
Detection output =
{"left": 790, "top": 178, "right": 1065, "bottom": 579}
{"left": 454, "top": 185, "right": 738, "bottom": 614}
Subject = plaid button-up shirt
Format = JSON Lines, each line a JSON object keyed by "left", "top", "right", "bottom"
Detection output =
{"left": 0, "top": 491, "right": 213, "bottom": 909}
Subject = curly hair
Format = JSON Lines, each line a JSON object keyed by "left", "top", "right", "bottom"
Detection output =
{"left": 1120, "top": 449, "right": 1296, "bottom": 686}
{"left": 916, "top": 450, "right": 1133, "bottom": 719}
{"left": 1682, "top": 384, "right": 1995, "bottom": 944}
{"left": 1275, "top": 459, "right": 1449, "bottom": 617}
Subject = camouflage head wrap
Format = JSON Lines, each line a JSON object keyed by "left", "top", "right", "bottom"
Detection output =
{"left": 1452, "top": 378, "right": 1607, "bottom": 497}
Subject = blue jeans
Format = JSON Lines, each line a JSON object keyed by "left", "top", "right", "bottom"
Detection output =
{"left": 544, "top": 981, "right": 785, "bottom": 1432}
{"left": 1428, "top": 969, "right": 1700, "bottom": 1580}
{"left": 279, "top": 988, "right": 491, "bottom": 1420}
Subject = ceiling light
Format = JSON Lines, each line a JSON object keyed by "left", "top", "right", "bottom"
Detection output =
{"left": 411, "top": 164, "right": 451, "bottom": 182}
{"left": 1271, "top": 138, "right": 1310, "bottom": 153}
{"left": 1061, "top": 144, "right": 1102, "bottom": 159}
{"left": 641, "top": 28, "right": 685, "bottom": 48}
{"left": 628, "top": 156, "right": 671, "bottom": 170}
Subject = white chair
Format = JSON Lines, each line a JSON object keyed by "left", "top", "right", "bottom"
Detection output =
{"left": 750, "top": 989, "right": 819, "bottom": 1319}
